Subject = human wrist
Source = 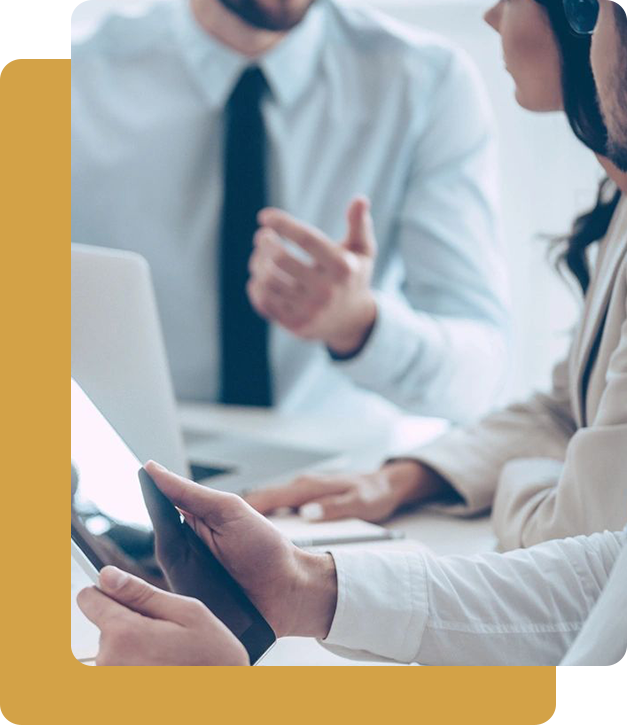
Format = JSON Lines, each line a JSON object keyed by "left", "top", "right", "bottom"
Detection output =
{"left": 325, "top": 293, "right": 377, "bottom": 357}
{"left": 290, "top": 550, "right": 338, "bottom": 639}
{"left": 383, "top": 459, "right": 447, "bottom": 509}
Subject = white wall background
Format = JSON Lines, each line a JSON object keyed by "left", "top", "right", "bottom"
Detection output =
{"left": 72, "top": 0, "right": 605, "bottom": 403}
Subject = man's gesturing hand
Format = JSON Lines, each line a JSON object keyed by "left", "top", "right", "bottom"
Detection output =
{"left": 247, "top": 197, "right": 378, "bottom": 356}
{"left": 77, "top": 566, "right": 249, "bottom": 666}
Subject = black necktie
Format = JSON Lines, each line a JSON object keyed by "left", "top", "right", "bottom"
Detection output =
{"left": 219, "top": 67, "right": 273, "bottom": 406}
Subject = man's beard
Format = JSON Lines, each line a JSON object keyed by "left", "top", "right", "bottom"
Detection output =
{"left": 217, "top": 0, "right": 314, "bottom": 31}
{"left": 607, "top": 133, "right": 627, "bottom": 173}
{"left": 605, "top": 5, "right": 627, "bottom": 172}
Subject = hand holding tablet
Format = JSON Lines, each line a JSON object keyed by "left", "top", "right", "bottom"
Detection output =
{"left": 140, "top": 461, "right": 338, "bottom": 643}
{"left": 77, "top": 565, "right": 251, "bottom": 666}
{"left": 76, "top": 464, "right": 339, "bottom": 666}
{"left": 138, "top": 465, "right": 276, "bottom": 661}
{"left": 72, "top": 381, "right": 338, "bottom": 665}
{"left": 72, "top": 381, "right": 274, "bottom": 663}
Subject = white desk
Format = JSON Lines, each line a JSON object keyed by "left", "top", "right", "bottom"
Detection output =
{"left": 72, "top": 404, "right": 496, "bottom": 666}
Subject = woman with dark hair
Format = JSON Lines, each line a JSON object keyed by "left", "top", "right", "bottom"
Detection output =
{"left": 535, "top": 0, "right": 621, "bottom": 293}
{"left": 246, "top": 0, "right": 627, "bottom": 552}
{"left": 78, "top": 0, "right": 627, "bottom": 668}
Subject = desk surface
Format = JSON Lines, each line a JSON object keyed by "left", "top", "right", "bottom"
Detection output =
{"left": 72, "top": 404, "right": 495, "bottom": 666}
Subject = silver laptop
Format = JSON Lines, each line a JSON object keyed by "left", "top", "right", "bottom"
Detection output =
{"left": 71, "top": 244, "right": 337, "bottom": 493}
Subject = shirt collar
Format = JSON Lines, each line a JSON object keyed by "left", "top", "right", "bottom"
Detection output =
{"left": 173, "top": 0, "right": 328, "bottom": 109}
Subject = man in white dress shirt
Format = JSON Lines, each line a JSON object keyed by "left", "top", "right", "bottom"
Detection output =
{"left": 76, "top": 1, "right": 627, "bottom": 667}
{"left": 72, "top": 0, "right": 510, "bottom": 421}
{"left": 79, "top": 462, "right": 626, "bottom": 666}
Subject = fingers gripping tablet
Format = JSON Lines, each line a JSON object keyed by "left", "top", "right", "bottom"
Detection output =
{"left": 70, "top": 381, "right": 274, "bottom": 663}
{"left": 137, "top": 468, "right": 276, "bottom": 662}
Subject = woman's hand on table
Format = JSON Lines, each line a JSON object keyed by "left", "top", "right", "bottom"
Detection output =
{"left": 245, "top": 461, "right": 452, "bottom": 523}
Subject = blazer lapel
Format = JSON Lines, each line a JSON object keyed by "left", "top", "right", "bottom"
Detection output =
{"left": 573, "top": 200, "right": 627, "bottom": 424}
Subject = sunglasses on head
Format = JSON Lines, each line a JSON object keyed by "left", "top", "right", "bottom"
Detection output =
{"left": 563, "top": 0, "right": 600, "bottom": 35}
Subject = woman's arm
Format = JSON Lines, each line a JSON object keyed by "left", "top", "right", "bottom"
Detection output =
{"left": 246, "top": 355, "right": 576, "bottom": 522}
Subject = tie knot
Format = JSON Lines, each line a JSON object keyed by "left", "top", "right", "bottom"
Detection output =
{"left": 229, "top": 66, "right": 268, "bottom": 108}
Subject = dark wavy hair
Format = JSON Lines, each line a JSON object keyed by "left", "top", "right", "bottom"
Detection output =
{"left": 534, "top": 0, "right": 621, "bottom": 294}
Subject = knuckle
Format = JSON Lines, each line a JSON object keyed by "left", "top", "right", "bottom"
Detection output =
{"left": 333, "top": 259, "right": 351, "bottom": 282}
{"left": 183, "top": 597, "right": 209, "bottom": 621}
{"left": 296, "top": 230, "right": 311, "bottom": 248}
{"left": 247, "top": 282, "right": 261, "bottom": 306}
{"left": 255, "top": 289, "right": 270, "bottom": 307}
{"left": 223, "top": 490, "right": 242, "bottom": 505}
{"left": 219, "top": 491, "right": 247, "bottom": 519}
{"left": 269, "top": 277, "right": 286, "bottom": 296}
{"left": 252, "top": 267, "right": 268, "bottom": 288}
{"left": 248, "top": 255, "right": 259, "bottom": 275}
{"left": 120, "top": 582, "right": 154, "bottom": 610}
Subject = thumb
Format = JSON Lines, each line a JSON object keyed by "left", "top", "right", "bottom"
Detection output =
{"left": 144, "top": 460, "right": 245, "bottom": 530}
{"left": 343, "top": 197, "right": 376, "bottom": 257}
{"left": 98, "top": 566, "right": 192, "bottom": 625}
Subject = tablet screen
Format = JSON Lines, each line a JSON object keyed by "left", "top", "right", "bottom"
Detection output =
{"left": 71, "top": 379, "right": 275, "bottom": 663}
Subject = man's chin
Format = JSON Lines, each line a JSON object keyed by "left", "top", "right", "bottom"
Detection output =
{"left": 218, "top": 0, "right": 312, "bottom": 31}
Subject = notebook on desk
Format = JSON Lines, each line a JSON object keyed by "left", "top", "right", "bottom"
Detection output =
{"left": 269, "top": 514, "right": 404, "bottom": 548}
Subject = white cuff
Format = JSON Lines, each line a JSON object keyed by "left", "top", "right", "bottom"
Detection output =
{"left": 322, "top": 548, "right": 429, "bottom": 663}
{"left": 330, "top": 291, "right": 444, "bottom": 395}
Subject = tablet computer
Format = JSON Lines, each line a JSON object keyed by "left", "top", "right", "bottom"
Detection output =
{"left": 71, "top": 379, "right": 276, "bottom": 664}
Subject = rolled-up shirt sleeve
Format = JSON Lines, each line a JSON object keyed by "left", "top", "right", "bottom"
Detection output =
{"left": 322, "top": 528, "right": 625, "bottom": 666}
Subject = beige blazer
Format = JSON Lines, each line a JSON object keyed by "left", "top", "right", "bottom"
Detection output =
{"left": 414, "top": 196, "right": 627, "bottom": 550}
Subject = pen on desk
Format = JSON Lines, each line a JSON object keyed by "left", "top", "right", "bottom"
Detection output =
{"left": 292, "top": 530, "right": 405, "bottom": 548}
